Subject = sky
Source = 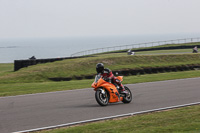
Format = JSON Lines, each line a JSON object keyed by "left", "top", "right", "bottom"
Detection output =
{"left": 0, "top": 0, "right": 200, "bottom": 39}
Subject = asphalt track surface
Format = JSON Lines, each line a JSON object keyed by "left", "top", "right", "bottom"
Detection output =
{"left": 0, "top": 78, "right": 200, "bottom": 133}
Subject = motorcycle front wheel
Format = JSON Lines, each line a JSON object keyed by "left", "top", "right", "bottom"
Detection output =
{"left": 122, "top": 86, "right": 132, "bottom": 103}
{"left": 95, "top": 88, "right": 109, "bottom": 106}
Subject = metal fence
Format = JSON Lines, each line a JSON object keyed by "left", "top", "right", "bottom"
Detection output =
{"left": 71, "top": 37, "right": 200, "bottom": 57}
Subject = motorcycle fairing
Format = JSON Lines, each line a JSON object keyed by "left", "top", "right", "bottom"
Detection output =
{"left": 92, "top": 76, "right": 123, "bottom": 103}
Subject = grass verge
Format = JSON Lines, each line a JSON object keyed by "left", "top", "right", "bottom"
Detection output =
{"left": 0, "top": 63, "right": 13, "bottom": 76}
{"left": 37, "top": 105, "right": 200, "bottom": 133}
{"left": 1, "top": 54, "right": 200, "bottom": 83}
{"left": 1, "top": 70, "right": 200, "bottom": 97}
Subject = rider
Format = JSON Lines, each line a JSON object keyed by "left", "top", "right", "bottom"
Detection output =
{"left": 96, "top": 63, "right": 127, "bottom": 95}
{"left": 193, "top": 46, "right": 198, "bottom": 53}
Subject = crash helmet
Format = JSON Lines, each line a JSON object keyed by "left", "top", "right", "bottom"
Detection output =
{"left": 96, "top": 63, "right": 104, "bottom": 73}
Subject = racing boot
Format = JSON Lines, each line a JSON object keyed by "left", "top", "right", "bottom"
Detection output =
{"left": 119, "top": 85, "right": 129, "bottom": 96}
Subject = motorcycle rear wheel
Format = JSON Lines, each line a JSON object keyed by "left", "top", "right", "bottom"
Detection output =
{"left": 122, "top": 86, "right": 132, "bottom": 103}
{"left": 95, "top": 88, "right": 109, "bottom": 106}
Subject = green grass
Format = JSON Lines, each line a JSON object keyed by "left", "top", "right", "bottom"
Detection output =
{"left": 0, "top": 63, "right": 13, "bottom": 76}
{"left": 37, "top": 105, "right": 200, "bottom": 133}
{"left": 1, "top": 50, "right": 200, "bottom": 96}
{"left": 1, "top": 54, "right": 200, "bottom": 83}
{"left": 1, "top": 45, "right": 200, "bottom": 97}
{"left": 1, "top": 70, "right": 200, "bottom": 97}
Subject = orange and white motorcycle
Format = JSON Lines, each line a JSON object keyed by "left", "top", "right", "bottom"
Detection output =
{"left": 92, "top": 74, "right": 132, "bottom": 106}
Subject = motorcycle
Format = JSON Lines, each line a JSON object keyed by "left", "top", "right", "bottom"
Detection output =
{"left": 193, "top": 49, "right": 198, "bottom": 53}
{"left": 91, "top": 74, "right": 132, "bottom": 106}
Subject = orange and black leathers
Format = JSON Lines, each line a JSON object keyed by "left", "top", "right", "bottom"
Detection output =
{"left": 98, "top": 68, "right": 124, "bottom": 89}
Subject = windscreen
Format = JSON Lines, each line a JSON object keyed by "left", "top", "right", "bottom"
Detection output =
{"left": 94, "top": 74, "right": 101, "bottom": 83}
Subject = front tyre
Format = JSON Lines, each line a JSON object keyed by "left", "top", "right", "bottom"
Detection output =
{"left": 95, "top": 88, "right": 109, "bottom": 106}
{"left": 122, "top": 86, "right": 132, "bottom": 103}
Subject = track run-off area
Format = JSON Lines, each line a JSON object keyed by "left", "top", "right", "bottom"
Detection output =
{"left": 0, "top": 77, "right": 200, "bottom": 133}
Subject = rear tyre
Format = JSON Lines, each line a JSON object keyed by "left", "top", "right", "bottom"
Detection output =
{"left": 95, "top": 88, "right": 109, "bottom": 106}
{"left": 122, "top": 86, "right": 132, "bottom": 103}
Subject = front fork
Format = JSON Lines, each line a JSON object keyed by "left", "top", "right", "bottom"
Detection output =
{"left": 101, "top": 88, "right": 106, "bottom": 98}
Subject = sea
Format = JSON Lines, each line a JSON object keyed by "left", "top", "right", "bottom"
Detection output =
{"left": 0, "top": 33, "right": 200, "bottom": 63}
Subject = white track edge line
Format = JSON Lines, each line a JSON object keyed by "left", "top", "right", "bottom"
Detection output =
{"left": 13, "top": 101, "right": 200, "bottom": 133}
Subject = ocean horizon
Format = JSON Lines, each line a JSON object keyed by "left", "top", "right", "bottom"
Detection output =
{"left": 0, "top": 33, "right": 200, "bottom": 63}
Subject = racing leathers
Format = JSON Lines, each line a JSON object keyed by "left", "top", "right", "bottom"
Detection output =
{"left": 98, "top": 68, "right": 125, "bottom": 92}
